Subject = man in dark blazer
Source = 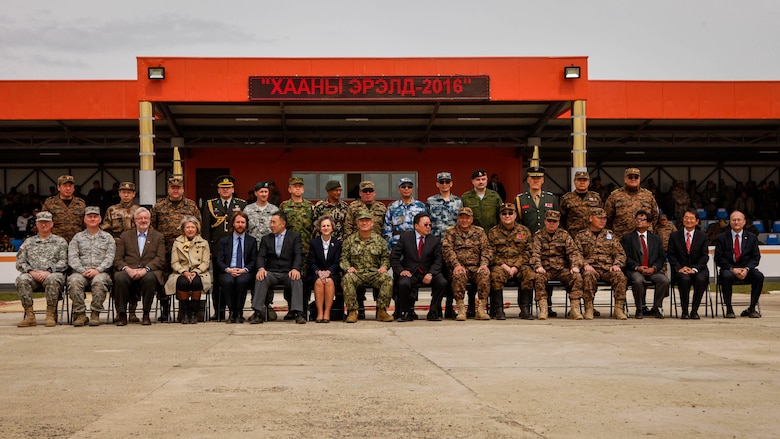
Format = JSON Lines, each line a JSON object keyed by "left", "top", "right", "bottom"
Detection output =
{"left": 250, "top": 212, "right": 306, "bottom": 324}
{"left": 216, "top": 212, "right": 257, "bottom": 323}
{"left": 390, "top": 213, "right": 448, "bottom": 321}
{"left": 113, "top": 207, "right": 166, "bottom": 326}
{"left": 621, "top": 209, "right": 670, "bottom": 319}
{"left": 667, "top": 208, "right": 710, "bottom": 319}
{"left": 714, "top": 210, "right": 763, "bottom": 318}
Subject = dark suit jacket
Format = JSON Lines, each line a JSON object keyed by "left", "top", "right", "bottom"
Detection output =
{"left": 621, "top": 230, "right": 666, "bottom": 277}
{"left": 257, "top": 230, "right": 302, "bottom": 272}
{"left": 390, "top": 231, "right": 444, "bottom": 277}
{"left": 114, "top": 227, "right": 167, "bottom": 285}
{"left": 714, "top": 230, "right": 761, "bottom": 271}
{"left": 215, "top": 233, "right": 258, "bottom": 274}
{"left": 667, "top": 229, "right": 710, "bottom": 275}
{"left": 307, "top": 236, "right": 342, "bottom": 285}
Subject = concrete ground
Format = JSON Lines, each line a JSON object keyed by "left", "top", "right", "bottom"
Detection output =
{"left": 1, "top": 291, "right": 779, "bottom": 439}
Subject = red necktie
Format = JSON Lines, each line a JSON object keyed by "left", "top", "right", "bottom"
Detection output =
{"left": 685, "top": 232, "right": 691, "bottom": 253}
{"left": 417, "top": 236, "right": 424, "bottom": 273}
{"left": 640, "top": 234, "right": 649, "bottom": 266}
{"left": 734, "top": 234, "right": 741, "bottom": 262}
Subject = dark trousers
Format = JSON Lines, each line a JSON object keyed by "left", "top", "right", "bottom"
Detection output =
{"left": 673, "top": 270, "right": 708, "bottom": 313}
{"left": 220, "top": 272, "right": 253, "bottom": 318}
{"left": 720, "top": 268, "right": 764, "bottom": 310}
{"left": 397, "top": 272, "right": 447, "bottom": 317}
{"left": 114, "top": 271, "right": 157, "bottom": 314}
{"left": 629, "top": 272, "right": 670, "bottom": 309}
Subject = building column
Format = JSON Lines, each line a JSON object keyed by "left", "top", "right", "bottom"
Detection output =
{"left": 571, "top": 100, "right": 587, "bottom": 191}
{"left": 138, "top": 101, "right": 156, "bottom": 206}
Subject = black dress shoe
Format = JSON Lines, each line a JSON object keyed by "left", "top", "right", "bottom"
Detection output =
{"left": 142, "top": 314, "right": 152, "bottom": 325}
{"left": 357, "top": 310, "right": 366, "bottom": 320}
{"left": 749, "top": 309, "right": 761, "bottom": 318}
{"left": 650, "top": 308, "right": 664, "bottom": 319}
{"left": 635, "top": 309, "right": 644, "bottom": 319}
{"left": 681, "top": 313, "right": 689, "bottom": 320}
{"left": 642, "top": 306, "right": 652, "bottom": 316}
{"left": 740, "top": 308, "right": 751, "bottom": 317}
{"left": 395, "top": 313, "right": 408, "bottom": 322}
{"left": 548, "top": 309, "right": 558, "bottom": 318}
{"left": 408, "top": 311, "right": 418, "bottom": 321}
{"left": 426, "top": 313, "right": 442, "bottom": 322}
{"left": 689, "top": 312, "right": 700, "bottom": 320}
{"left": 725, "top": 312, "right": 736, "bottom": 319}
{"left": 238, "top": 315, "right": 245, "bottom": 324}
{"left": 283, "top": 311, "right": 296, "bottom": 320}
{"left": 116, "top": 313, "right": 128, "bottom": 326}
{"left": 444, "top": 308, "right": 455, "bottom": 319}
{"left": 266, "top": 308, "right": 277, "bottom": 321}
{"left": 295, "top": 315, "right": 307, "bottom": 324}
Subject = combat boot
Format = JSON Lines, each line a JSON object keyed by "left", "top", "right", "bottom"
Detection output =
{"left": 345, "top": 310, "right": 359, "bottom": 323}
{"left": 158, "top": 297, "right": 171, "bottom": 322}
{"left": 17, "top": 306, "right": 36, "bottom": 327}
{"left": 45, "top": 306, "right": 57, "bottom": 327}
{"left": 518, "top": 289, "right": 534, "bottom": 320}
{"left": 128, "top": 302, "right": 140, "bottom": 323}
{"left": 475, "top": 299, "right": 490, "bottom": 320}
{"left": 89, "top": 311, "right": 101, "bottom": 326}
{"left": 568, "top": 299, "right": 583, "bottom": 320}
{"left": 613, "top": 299, "right": 628, "bottom": 320}
{"left": 180, "top": 302, "right": 190, "bottom": 324}
{"left": 490, "top": 290, "right": 506, "bottom": 320}
{"left": 73, "top": 312, "right": 89, "bottom": 327}
{"left": 538, "top": 298, "right": 548, "bottom": 320}
{"left": 455, "top": 300, "right": 467, "bottom": 321}
{"left": 376, "top": 308, "right": 394, "bottom": 322}
{"left": 584, "top": 299, "right": 594, "bottom": 320}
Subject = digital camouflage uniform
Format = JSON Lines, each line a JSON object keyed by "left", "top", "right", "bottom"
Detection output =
{"left": 575, "top": 228, "right": 627, "bottom": 301}
{"left": 488, "top": 223, "right": 535, "bottom": 291}
{"left": 442, "top": 225, "right": 492, "bottom": 301}
{"left": 339, "top": 232, "right": 393, "bottom": 311}
{"left": 67, "top": 229, "right": 116, "bottom": 313}
{"left": 102, "top": 202, "right": 140, "bottom": 238}
{"left": 312, "top": 200, "right": 349, "bottom": 241}
{"left": 461, "top": 189, "right": 502, "bottom": 231}
{"left": 244, "top": 202, "right": 279, "bottom": 250}
{"left": 280, "top": 199, "right": 314, "bottom": 257}
{"left": 515, "top": 191, "right": 559, "bottom": 234}
{"left": 151, "top": 197, "right": 201, "bottom": 254}
{"left": 344, "top": 200, "right": 386, "bottom": 238}
{"left": 42, "top": 196, "right": 85, "bottom": 242}
{"left": 15, "top": 234, "right": 69, "bottom": 308}
{"left": 560, "top": 191, "right": 602, "bottom": 236}
{"left": 426, "top": 194, "right": 462, "bottom": 239}
{"left": 530, "top": 228, "right": 584, "bottom": 301}
{"left": 383, "top": 198, "right": 427, "bottom": 248}
{"left": 604, "top": 187, "right": 659, "bottom": 239}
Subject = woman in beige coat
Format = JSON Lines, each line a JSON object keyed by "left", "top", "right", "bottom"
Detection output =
{"left": 164, "top": 216, "right": 211, "bottom": 323}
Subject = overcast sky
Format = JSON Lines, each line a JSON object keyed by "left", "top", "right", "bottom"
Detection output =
{"left": 1, "top": 0, "right": 777, "bottom": 81}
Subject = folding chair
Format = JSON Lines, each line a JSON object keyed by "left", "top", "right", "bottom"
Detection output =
{"left": 714, "top": 266, "right": 761, "bottom": 317}
{"left": 668, "top": 279, "right": 714, "bottom": 318}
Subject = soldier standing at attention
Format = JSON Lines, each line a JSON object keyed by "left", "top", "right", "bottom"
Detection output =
{"left": 312, "top": 180, "right": 349, "bottom": 241}
{"left": 461, "top": 169, "right": 502, "bottom": 232}
{"left": 383, "top": 178, "right": 427, "bottom": 249}
{"left": 102, "top": 181, "right": 140, "bottom": 239}
{"left": 488, "top": 203, "right": 535, "bottom": 320}
{"left": 426, "top": 171, "right": 462, "bottom": 318}
{"left": 41, "top": 174, "right": 86, "bottom": 242}
{"left": 202, "top": 175, "right": 246, "bottom": 321}
{"left": 244, "top": 181, "right": 280, "bottom": 248}
{"left": 604, "top": 167, "right": 659, "bottom": 240}
{"left": 151, "top": 177, "right": 201, "bottom": 322}
{"left": 344, "top": 181, "right": 386, "bottom": 238}
{"left": 280, "top": 177, "right": 314, "bottom": 260}
{"left": 560, "top": 171, "right": 603, "bottom": 237}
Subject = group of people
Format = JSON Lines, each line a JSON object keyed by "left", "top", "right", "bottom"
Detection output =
{"left": 13, "top": 164, "right": 766, "bottom": 327}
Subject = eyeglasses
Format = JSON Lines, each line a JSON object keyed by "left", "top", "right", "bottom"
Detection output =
{"left": 627, "top": 175, "right": 640, "bottom": 180}
{"left": 500, "top": 211, "right": 514, "bottom": 216}
{"left": 399, "top": 184, "right": 413, "bottom": 189}
{"left": 438, "top": 180, "right": 452, "bottom": 184}
{"left": 361, "top": 188, "right": 374, "bottom": 193}
{"left": 420, "top": 223, "right": 432, "bottom": 227}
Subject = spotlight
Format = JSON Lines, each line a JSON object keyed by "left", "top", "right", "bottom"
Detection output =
{"left": 564, "top": 66, "right": 581, "bottom": 79}
{"left": 148, "top": 67, "right": 165, "bottom": 80}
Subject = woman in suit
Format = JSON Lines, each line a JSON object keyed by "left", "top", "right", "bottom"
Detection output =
{"left": 164, "top": 216, "right": 211, "bottom": 324}
{"left": 308, "top": 215, "right": 342, "bottom": 323}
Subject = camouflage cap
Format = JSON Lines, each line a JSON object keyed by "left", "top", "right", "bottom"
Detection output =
{"left": 624, "top": 167, "right": 641, "bottom": 177}
{"left": 36, "top": 211, "right": 53, "bottom": 222}
{"left": 167, "top": 177, "right": 183, "bottom": 187}
{"left": 254, "top": 181, "right": 270, "bottom": 191}
{"left": 119, "top": 181, "right": 136, "bottom": 191}
{"left": 215, "top": 175, "right": 235, "bottom": 188}
{"left": 436, "top": 172, "right": 452, "bottom": 182}
{"left": 398, "top": 177, "right": 414, "bottom": 187}
{"left": 359, "top": 181, "right": 375, "bottom": 190}
{"left": 574, "top": 171, "right": 590, "bottom": 180}
{"left": 84, "top": 206, "right": 101, "bottom": 216}
{"left": 590, "top": 207, "right": 607, "bottom": 218}
{"left": 58, "top": 175, "right": 75, "bottom": 185}
{"left": 458, "top": 207, "right": 474, "bottom": 217}
{"left": 325, "top": 180, "right": 342, "bottom": 191}
{"left": 471, "top": 169, "right": 487, "bottom": 179}
{"left": 356, "top": 210, "right": 373, "bottom": 220}
{"left": 545, "top": 210, "right": 561, "bottom": 221}
{"left": 500, "top": 203, "right": 516, "bottom": 213}
{"left": 289, "top": 177, "right": 304, "bottom": 186}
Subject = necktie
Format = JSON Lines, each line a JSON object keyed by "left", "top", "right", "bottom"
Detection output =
{"left": 417, "top": 236, "right": 424, "bottom": 273}
{"left": 685, "top": 232, "right": 691, "bottom": 253}
{"left": 640, "top": 234, "right": 649, "bottom": 266}
{"left": 275, "top": 234, "right": 283, "bottom": 257}
{"left": 223, "top": 200, "right": 229, "bottom": 211}
{"left": 138, "top": 232, "right": 146, "bottom": 254}
{"left": 236, "top": 236, "right": 243, "bottom": 268}
{"left": 734, "top": 234, "right": 741, "bottom": 262}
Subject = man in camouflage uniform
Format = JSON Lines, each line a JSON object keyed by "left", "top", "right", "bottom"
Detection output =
{"left": 670, "top": 180, "right": 691, "bottom": 225}
{"left": 15, "top": 211, "right": 69, "bottom": 327}
{"left": 488, "top": 203, "right": 535, "bottom": 320}
{"left": 313, "top": 180, "right": 349, "bottom": 241}
{"left": 101, "top": 181, "right": 139, "bottom": 239}
{"left": 560, "top": 171, "right": 603, "bottom": 237}
{"left": 202, "top": 175, "right": 246, "bottom": 321}
{"left": 42, "top": 174, "right": 85, "bottom": 242}
{"left": 442, "top": 207, "right": 493, "bottom": 321}
{"left": 575, "top": 208, "right": 628, "bottom": 320}
{"left": 344, "top": 181, "right": 386, "bottom": 238}
{"left": 151, "top": 177, "right": 201, "bottom": 321}
{"left": 383, "top": 177, "right": 427, "bottom": 249}
{"left": 244, "top": 181, "right": 279, "bottom": 249}
{"left": 604, "top": 167, "right": 659, "bottom": 239}
{"left": 280, "top": 177, "right": 314, "bottom": 256}
{"left": 426, "top": 171, "right": 462, "bottom": 318}
{"left": 654, "top": 214, "right": 677, "bottom": 254}
{"left": 67, "top": 206, "right": 116, "bottom": 326}
{"left": 461, "top": 169, "right": 502, "bottom": 232}
{"left": 340, "top": 211, "right": 394, "bottom": 323}
{"left": 530, "top": 210, "right": 584, "bottom": 320}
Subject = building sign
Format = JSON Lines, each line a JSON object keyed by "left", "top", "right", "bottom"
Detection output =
{"left": 249, "top": 76, "right": 489, "bottom": 101}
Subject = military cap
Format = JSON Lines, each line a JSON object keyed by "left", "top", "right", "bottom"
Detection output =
{"left": 359, "top": 181, "right": 375, "bottom": 190}
{"left": 325, "top": 180, "right": 342, "bottom": 191}
{"left": 289, "top": 177, "right": 304, "bottom": 186}
{"left": 545, "top": 210, "right": 561, "bottom": 221}
{"left": 458, "top": 207, "right": 474, "bottom": 217}
{"left": 84, "top": 206, "right": 101, "bottom": 216}
{"left": 437, "top": 172, "right": 452, "bottom": 182}
{"left": 36, "top": 211, "right": 53, "bottom": 222}
{"left": 215, "top": 175, "right": 235, "bottom": 188}
{"left": 624, "top": 167, "right": 641, "bottom": 177}
{"left": 590, "top": 207, "right": 607, "bottom": 218}
{"left": 574, "top": 171, "right": 590, "bottom": 180}
{"left": 167, "top": 177, "right": 183, "bottom": 187}
{"left": 526, "top": 166, "right": 546, "bottom": 178}
{"left": 119, "top": 181, "right": 136, "bottom": 191}
{"left": 471, "top": 169, "right": 487, "bottom": 179}
{"left": 58, "top": 175, "right": 75, "bottom": 185}
{"left": 398, "top": 177, "right": 414, "bottom": 187}
{"left": 659, "top": 214, "right": 668, "bottom": 221}
{"left": 254, "top": 181, "right": 270, "bottom": 191}
{"left": 500, "top": 203, "right": 516, "bottom": 213}
{"left": 356, "top": 210, "right": 373, "bottom": 220}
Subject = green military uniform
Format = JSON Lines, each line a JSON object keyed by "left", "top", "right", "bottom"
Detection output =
{"left": 202, "top": 196, "right": 247, "bottom": 253}
{"left": 15, "top": 215, "right": 69, "bottom": 309}
{"left": 280, "top": 198, "right": 314, "bottom": 256}
{"left": 460, "top": 189, "right": 502, "bottom": 231}
{"left": 488, "top": 222, "right": 535, "bottom": 292}
{"left": 515, "top": 191, "right": 559, "bottom": 235}
{"left": 344, "top": 199, "right": 386, "bottom": 237}
{"left": 340, "top": 231, "right": 393, "bottom": 311}
{"left": 42, "top": 195, "right": 85, "bottom": 243}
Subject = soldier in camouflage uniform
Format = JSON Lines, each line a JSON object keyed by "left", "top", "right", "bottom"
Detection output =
{"left": 344, "top": 181, "right": 386, "bottom": 238}
{"left": 426, "top": 171, "right": 462, "bottom": 318}
{"left": 604, "top": 167, "right": 659, "bottom": 239}
{"left": 382, "top": 177, "right": 427, "bottom": 249}
{"left": 151, "top": 177, "right": 201, "bottom": 321}
{"left": 67, "top": 206, "right": 116, "bottom": 326}
{"left": 244, "top": 181, "right": 279, "bottom": 248}
{"left": 574, "top": 208, "right": 628, "bottom": 320}
{"left": 670, "top": 180, "right": 691, "bottom": 225}
{"left": 101, "top": 181, "right": 140, "bottom": 239}
{"left": 530, "top": 210, "right": 585, "bottom": 320}
{"left": 280, "top": 177, "right": 314, "bottom": 257}
{"left": 41, "top": 174, "right": 85, "bottom": 242}
{"left": 312, "top": 180, "right": 349, "bottom": 241}
{"left": 442, "top": 207, "right": 493, "bottom": 321}
{"left": 340, "top": 211, "right": 394, "bottom": 323}
{"left": 461, "top": 169, "right": 502, "bottom": 232}
{"left": 654, "top": 214, "right": 677, "bottom": 253}
{"left": 15, "top": 211, "right": 69, "bottom": 327}
{"left": 488, "top": 203, "right": 535, "bottom": 320}
{"left": 560, "top": 171, "right": 603, "bottom": 237}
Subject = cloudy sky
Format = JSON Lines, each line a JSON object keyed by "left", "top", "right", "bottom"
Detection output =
{"left": 1, "top": 0, "right": 777, "bottom": 81}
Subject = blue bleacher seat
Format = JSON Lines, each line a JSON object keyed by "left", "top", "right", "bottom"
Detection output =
{"left": 752, "top": 221, "right": 764, "bottom": 233}
{"left": 715, "top": 208, "right": 728, "bottom": 220}
{"left": 10, "top": 239, "right": 23, "bottom": 251}
{"left": 773, "top": 221, "right": 780, "bottom": 233}
{"left": 767, "top": 234, "right": 779, "bottom": 245}
{"left": 696, "top": 208, "right": 707, "bottom": 220}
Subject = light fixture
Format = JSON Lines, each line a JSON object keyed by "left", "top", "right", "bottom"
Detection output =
{"left": 235, "top": 117, "right": 259, "bottom": 122}
{"left": 148, "top": 67, "right": 165, "bottom": 80}
{"left": 625, "top": 151, "right": 645, "bottom": 155}
{"left": 457, "top": 117, "right": 481, "bottom": 121}
{"left": 345, "top": 118, "right": 369, "bottom": 122}
{"left": 564, "top": 66, "right": 581, "bottom": 80}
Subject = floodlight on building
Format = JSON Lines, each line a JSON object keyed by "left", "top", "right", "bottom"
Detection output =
{"left": 148, "top": 67, "right": 165, "bottom": 80}
{"left": 564, "top": 66, "right": 581, "bottom": 79}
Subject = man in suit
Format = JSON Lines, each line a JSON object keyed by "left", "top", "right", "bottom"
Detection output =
{"left": 390, "top": 212, "right": 447, "bottom": 322}
{"left": 621, "top": 209, "right": 669, "bottom": 319}
{"left": 216, "top": 211, "right": 257, "bottom": 324}
{"left": 250, "top": 212, "right": 306, "bottom": 324}
{"left": 113, "top": 207, "right": 166, "bottom": 326}
{"left": 667, "top": 208, "right": 710, "bottom": 319}
{"left": 714, "top": 210, "right": 763, "bottom": 318}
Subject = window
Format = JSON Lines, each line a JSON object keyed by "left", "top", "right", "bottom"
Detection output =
{"left": 292, "top": 172, "right": 418, "bottom": 200}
